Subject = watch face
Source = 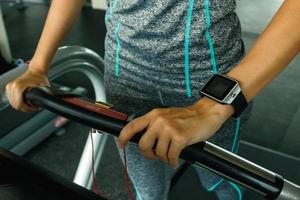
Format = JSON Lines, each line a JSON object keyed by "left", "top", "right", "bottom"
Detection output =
{"left": 201, "top": 74, "right": 237, "bottom": 101}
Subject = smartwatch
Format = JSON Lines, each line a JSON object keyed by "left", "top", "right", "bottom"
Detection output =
{"left": 200, "top": 74, "right": 248, "bottom": 118}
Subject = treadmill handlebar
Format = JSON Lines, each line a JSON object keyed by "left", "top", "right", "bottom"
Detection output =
{"left": 25, "top": 87, "right": 285, "bottom": 199}
{"left": 277, "top": 180, "right": 300, "bottom": 200}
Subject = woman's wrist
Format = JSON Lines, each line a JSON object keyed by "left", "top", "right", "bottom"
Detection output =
{"left": 191, "top": 97, "right": 234, "bottom": 121}
{"left": 28, "top": 57, "right": 49, "bottom": 76}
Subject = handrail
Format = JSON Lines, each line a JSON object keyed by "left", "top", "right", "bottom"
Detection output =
{"left": 0, "top": 46, "right": 108, "bottom": 188}
{"left": 0, "top": 46, "right": 106, "bottom": 107}
{"left": 24, "top": 86, "right": 294, "bottom": 200}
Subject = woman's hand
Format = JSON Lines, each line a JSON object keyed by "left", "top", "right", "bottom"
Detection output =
{"left": 119, "top": 97, "right": 234, "bottom": 168}
{"left": 5, "top": 66, "right": 49, "bottom": 112}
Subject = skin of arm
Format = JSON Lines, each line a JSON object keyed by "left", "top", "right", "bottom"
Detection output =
{"left": 31, "top": 0, "right": 84, "bottom": 73}
{"left": 5, "top": 0, "right": 84, "bottom": 111}
{"left": 119, "top": 0, "right": 300, "bottom": 168}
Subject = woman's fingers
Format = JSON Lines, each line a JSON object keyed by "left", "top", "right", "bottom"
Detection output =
{"left": 5, "top": 69, "right": 50, "bottom": 112}
{"left": 119, "top": 115, "right": 150, "bottom": 148}
{"left": 7, "top": 81, "right": 39, "bottom": 112}
{"left": 138, "top": 129, "right": 158, "bottom": 160}
{"left": 155, "top": 134, "right": 171, "bottom": 163}
{"left": 118, "top": 100, "right": 228, "bottom": 168}
{"left": 119, "top": 108, "right": 194, "bottom": 167}
{"left": 168, "top": 137, "right": 186, "bottom": 168}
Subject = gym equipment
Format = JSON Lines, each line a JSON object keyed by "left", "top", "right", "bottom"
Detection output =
{"left": 12, "top": 86, "right": 299, "bottom": 200}
{"left": 0, "top": 145, "right": 107, "bottom": 200}
{"left": 0, "top": 46, "right": 105, "bottom": 157}
{"left": 0, "top": 46, "right": 299, "bottom": 199}
{"left": 0, "top": 46, "right": 107, "bottom": 193}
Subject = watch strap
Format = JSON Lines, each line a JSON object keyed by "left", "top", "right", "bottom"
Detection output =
{"left": 231, "top": 92, "right": 248, "bottom": 118}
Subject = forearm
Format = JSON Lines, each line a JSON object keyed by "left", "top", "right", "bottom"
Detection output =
{"left": 193, "top": 0, "right": 300, "bottom": 119}
{"left": 227, "top": 0, "right": 300, "bottom": 102}
{"left": 30, "top": 0, "right": 84, "bottom": 74}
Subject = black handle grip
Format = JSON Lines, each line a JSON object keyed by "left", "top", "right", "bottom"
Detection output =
{"left": 24, "top": 87, "right": 284, "bottom": 199}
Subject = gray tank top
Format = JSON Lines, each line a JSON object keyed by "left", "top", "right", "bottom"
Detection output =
{"left": 104, "top": 0, "right": 244, "bottom": 98}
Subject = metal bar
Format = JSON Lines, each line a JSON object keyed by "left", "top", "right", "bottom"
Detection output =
{"left": 0, "top": 6, "right": 12, "bottom": 62}
{"left": 23, "top": 87, "right": 297, "bottom": 199}
{"left": 73, "top": 67, "right": 107, "bottom": 189}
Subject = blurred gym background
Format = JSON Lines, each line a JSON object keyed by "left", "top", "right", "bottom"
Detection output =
{"left": 0, "top": 0, "right": 300, "bottom": 199}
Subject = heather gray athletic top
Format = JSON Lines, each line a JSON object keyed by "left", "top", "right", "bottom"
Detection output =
{"left": 104, "top": 0, "right": 243, "bottom": 99}
{"left": 103, "top": 2, "right": 246, "bottom": 199}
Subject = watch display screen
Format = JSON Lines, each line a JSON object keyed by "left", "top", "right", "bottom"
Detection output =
{"left": 202, "top": 74, "right": 237, "bottom": 100}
